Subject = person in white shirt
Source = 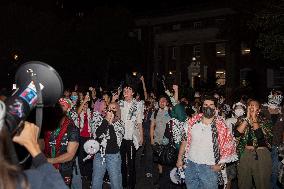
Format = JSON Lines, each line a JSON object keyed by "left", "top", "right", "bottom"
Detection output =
{"left": 115, "top": 84, "right": 143, "bottom": 189}
{"left": 224, "top": 102, "right": 246, "bottom": 189}
{"left": 176, "top": 95, "right": 238, "bottom": 189}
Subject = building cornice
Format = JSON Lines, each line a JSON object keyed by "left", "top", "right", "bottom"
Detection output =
{"left": 135, "top": 8, "right": 236, "bottom": 26}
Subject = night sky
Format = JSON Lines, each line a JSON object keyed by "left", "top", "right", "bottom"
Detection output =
{"left": 0, "top": 0, "right": 277, "bottom": 96}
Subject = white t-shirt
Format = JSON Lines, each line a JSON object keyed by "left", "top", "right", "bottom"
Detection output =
{"left": 151, "top": 109, "right": 171, "bottom": 144}
{"left": 188, "top": 121, "right": 216, "bottom": 165}
{"left": 120, "top": 100, "right": 143, "bottom": 140}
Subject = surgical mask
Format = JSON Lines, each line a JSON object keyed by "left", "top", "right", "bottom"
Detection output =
{"left": 234, "top": 108, "right": 244, "bottom": 118}
{"left": 70, "top": 95, "right": 78, "bottom": 102}
{"left": 202, "top": 107, "right": 215, "bottom": 119}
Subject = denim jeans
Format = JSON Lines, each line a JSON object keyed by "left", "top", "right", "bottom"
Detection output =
{"left": 184, "top": 160, "right": 218, "bottom": 189}
{"left": 271, "top": 146, "right": 283, "bottom": 189}
{"left": 92, "top": 153, "right": 122, "bottom": 189}
{"left": 71, "top": 157, "right": 82, "bottom": 189}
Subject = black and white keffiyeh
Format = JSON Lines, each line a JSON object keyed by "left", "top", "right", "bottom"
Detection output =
{"left": 99, "top": 120, "right": 125, "bottom": 163}
{"left": 119, "top": 99, "right": 143, "bottom": 150}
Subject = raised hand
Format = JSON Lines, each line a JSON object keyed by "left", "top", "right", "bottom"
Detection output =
{"left": 173, "top": 85, "right": 178, "bottom": 92}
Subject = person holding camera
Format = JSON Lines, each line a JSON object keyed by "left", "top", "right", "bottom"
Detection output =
{"left": 0, "top": 119, "right": 68, "bottom": 189}
{"left": 92, "top": 102, "right": 124, "bottom": 189}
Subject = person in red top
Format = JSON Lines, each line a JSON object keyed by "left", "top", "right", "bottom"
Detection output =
{"left": 77, "top": 92, "right": 107, "bottom": 189}
{"left": 44, "top": 99, "right": 79, "bottom": 187}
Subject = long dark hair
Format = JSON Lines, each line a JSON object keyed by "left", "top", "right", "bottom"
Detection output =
{"left": 42, "top": 103, "right": 65, "bottom": 132}
{"left": 0, "top": 127, "right": 29, "bottom": 189}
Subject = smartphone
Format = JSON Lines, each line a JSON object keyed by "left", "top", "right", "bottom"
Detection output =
{"left": 137, "top": 72, "right": 142, "bottom": 79}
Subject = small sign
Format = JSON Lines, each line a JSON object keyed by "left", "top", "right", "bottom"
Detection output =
{"left": 12, "top": 84, "right": 17, "bottom": 90}
{"left": 20, "top": 87, "right": 37, "bottom": 106}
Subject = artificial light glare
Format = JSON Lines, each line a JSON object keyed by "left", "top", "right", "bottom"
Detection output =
{"left": 12, "top": 84, "right": 17, "bottom": 90}
{"left": 14, "top": 54, "right": 18, "bottom": 60}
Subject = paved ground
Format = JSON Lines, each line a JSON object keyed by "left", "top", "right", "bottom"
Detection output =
{"left": 103, "top": 142, "right": 185, "bottom": 189}
{"left": 103, "top": 144, "right": 154, "bottom": 189}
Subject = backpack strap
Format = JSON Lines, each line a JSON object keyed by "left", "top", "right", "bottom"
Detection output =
{"left": 154, "top": 109, "right": 159, "bottom": 119}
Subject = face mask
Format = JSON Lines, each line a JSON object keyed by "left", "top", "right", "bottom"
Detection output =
{"left": 234, "top": 109, "right": 244, "bottom": 118}
{"left": 70, "top": 95, "right": 78, "bottom": 102}
{"left": 202, "top": 107, "right": 215, "bottom": 119}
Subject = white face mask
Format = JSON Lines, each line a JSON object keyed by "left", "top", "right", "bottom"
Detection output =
{"left": 234, "top": 108, "right": 244, "bottom": 118}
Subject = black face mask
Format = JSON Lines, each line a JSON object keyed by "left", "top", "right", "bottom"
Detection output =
{"left": 202, "top": 107, "right": 215, "bottom": 118}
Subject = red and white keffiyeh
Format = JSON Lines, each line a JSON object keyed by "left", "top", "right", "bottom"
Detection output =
{"left": 185, "top": 113, "right": 238, "bottom": 164}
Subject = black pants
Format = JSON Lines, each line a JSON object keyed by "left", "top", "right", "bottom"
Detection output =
{"left": 78, "top": 136, "right": 93, "bottom": 189}
{"left": 120, "top": 139, "right": 137, "bottom": 188}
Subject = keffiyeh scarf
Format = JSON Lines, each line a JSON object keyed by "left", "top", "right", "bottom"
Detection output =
{"left": 184, "top": 113, "right": 238, "bottom": 164}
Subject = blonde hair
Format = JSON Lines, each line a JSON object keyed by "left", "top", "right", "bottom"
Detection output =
{"left": 108, "top": 102, "right": 121, "bottom": 122}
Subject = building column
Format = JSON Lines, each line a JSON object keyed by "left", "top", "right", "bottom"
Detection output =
{"left": 225, "top": 40, "right": 240, "bottom": 103}
{"left": 200, "top": 43, "right": 216, "bottom": 87}
{"left": 176, "top": 45, "right": 181, "bottom": 85}
{"left": 152, "top": 42, "right": 159, "bottom": 90}
{"left": 164, "top": 45, "right": 169, "bottom": 75}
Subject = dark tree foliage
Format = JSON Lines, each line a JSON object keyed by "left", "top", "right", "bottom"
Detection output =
{"left": 249, "top": 0, "right": 284, "bottom": 61}
{"left": 227, "top": 0, "right": 284, "bottom": 62}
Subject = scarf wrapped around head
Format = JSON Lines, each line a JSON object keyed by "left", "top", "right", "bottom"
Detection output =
{"left": 94, "top": 99, "right": 106, "bottom": 116}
